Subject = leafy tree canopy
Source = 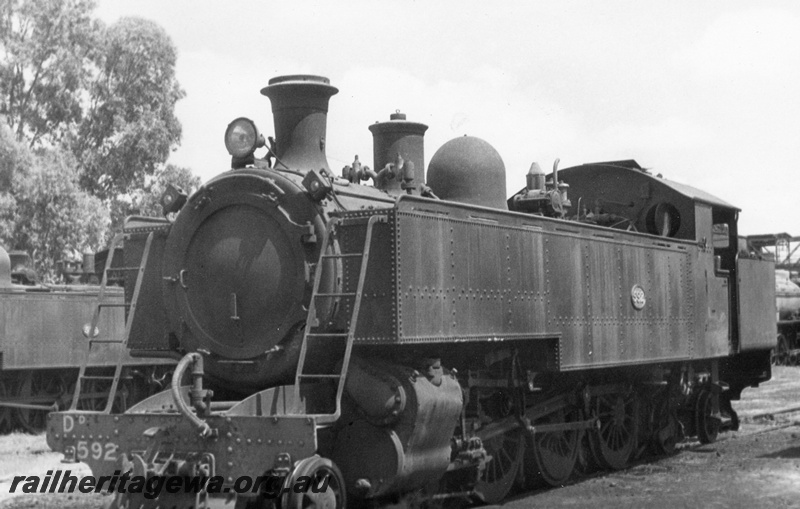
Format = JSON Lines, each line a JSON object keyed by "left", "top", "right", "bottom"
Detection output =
{"left": 0, "top": 2, "right": 194, "bottom": 277}
{"left": 0, "top": 121, "right": 109, "bottom": 280}
{"left": 1, "top": 2, "right": 187, "bottom": 205}
{"left": 73, "top": 16, "right": 185, "bottom": 202}
{"left": 0, "top": 119, "right": 27, "bottom": 240}
{"left": 0, "top": 0, "right": 100, "bottom": 147}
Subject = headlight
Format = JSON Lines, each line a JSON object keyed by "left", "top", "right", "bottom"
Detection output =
{"left": 224, "top": 117, "right": 264, "bottom": 158}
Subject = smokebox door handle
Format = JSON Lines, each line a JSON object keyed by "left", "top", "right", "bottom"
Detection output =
{"left": 230, "top": 293, "right": 240, "bottom": 321}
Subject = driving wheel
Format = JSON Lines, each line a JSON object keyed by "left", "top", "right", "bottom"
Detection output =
{"left": 589, "top": 391, "right": 638, "bottom": 470}
{"left": 475, "top": 426, "right": 524, "bottom": 503}
{"left": 526, "top": 406, "right": 581, "bottom": 486}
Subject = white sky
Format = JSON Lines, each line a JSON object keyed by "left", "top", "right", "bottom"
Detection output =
{"left": 95, "top": 0, "right": 800, "bottom": 235}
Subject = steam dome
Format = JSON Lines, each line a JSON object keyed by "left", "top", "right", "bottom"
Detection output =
{"left": 426, "top": 136, "right": 507, "bottom": 210}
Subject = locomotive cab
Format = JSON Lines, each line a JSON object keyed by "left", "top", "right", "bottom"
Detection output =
{"left": 555, "top": 161, "right": 775, "bottom": 356}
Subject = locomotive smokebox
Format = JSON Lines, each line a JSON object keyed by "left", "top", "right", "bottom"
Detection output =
{"left": 369, "top": 111, "right": 428, "bottom": 192}
{"left": 261, "top": 75, "right": 338, "bottom": 174}
{"left": 427, "top": 136, "right": 508, "bottom": 210}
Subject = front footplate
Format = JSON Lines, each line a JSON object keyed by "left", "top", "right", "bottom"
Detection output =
{"left": 46, "top": 411, "right": 317, "bottom": 482}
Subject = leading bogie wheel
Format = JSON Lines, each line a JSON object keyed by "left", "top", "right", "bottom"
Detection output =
{"left": 281, "top": 455, "right": 346, "bottom": 509}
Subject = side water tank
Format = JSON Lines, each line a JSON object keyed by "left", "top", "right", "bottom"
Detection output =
{"left": 426, "top": 136, "right": 507, "bottom": 210}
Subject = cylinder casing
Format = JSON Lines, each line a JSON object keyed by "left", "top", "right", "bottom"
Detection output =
{"left": 331, "top": 356, "right": 463, "bottom": 499}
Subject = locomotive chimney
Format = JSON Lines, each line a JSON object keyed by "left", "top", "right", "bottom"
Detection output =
{"left": 260, "top": 75, "right": 338, "bottom": 174}
{"left": 369, "top": 111, "right": 428, "bottom": 192}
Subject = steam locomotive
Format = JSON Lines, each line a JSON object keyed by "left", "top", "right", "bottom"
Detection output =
{"left": 744, "top": 234, "right": 800, "bottom": 365}
{"left": 0, "top": 248, "right": 172, "bottom": 433}
{"left": 774, "top": 269, "right": 800, "bottom": 363}
{"left": 47, "top": 75, "right": 775, "bottom": 508}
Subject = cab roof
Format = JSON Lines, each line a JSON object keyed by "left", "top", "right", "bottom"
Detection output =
{"left": 563, "top": 160, "right": 739, "bottom": 211}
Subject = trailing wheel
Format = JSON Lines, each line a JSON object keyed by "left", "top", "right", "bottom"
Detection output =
{"left": 475, "top": 426, "right": 524, "bottom": 503}
{"left": 649, "top": 397, "right": 679, "bottom": 456}
{"left": 525, "top": 406, "right": 581, "bottom": 487}
{"left": 589, "top": 391, "right": 638, "bottom": 470}
{"left": 281, "top": 455, "right": 346, "bottom": 509}
{"left": 696, "top": 390, "right": 720, "bottom": 444}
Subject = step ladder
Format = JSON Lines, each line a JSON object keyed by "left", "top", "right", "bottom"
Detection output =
{"left": 293, "top": 214, "right": 387, "bottom": 424}
{"left": 69, "top": 232, "right": 153, "bottom": 413}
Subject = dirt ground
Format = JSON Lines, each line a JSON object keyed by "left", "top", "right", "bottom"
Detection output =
{"left": 1, "top": 367, "right": 799, "bottom": 509}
